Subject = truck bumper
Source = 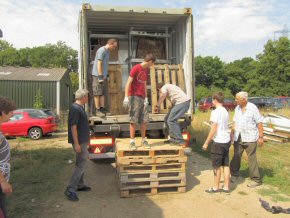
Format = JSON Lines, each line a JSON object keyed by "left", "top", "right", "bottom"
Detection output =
{"left": 88, "top": 152, "right": 115, "bottom": 159}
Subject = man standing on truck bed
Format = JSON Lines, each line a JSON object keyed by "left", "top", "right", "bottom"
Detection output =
{"left": 123, "top": 53, "right": 156, "bottom": 150}
{"left": 92, "top": 38, "right": 118, "bottom": 117}
{"left": 155, "top": 83, "right": 190, "bottom": 147}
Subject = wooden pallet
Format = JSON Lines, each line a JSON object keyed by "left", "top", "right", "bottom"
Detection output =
{"left": 119, "top": 171, "right": 186, "bottom": 182}
{"left": 116, "top": 143, "right": 184, "bottom": 158}
{"left": 120, "top": 186, "right": 186, "bottom": 198}
{"left": 119, "top": 178, "right": 186, "bottom": 189}
{"left": 150, "top": 64, "right": 185, "bottom": 113}
{"left": 117, "top": 163, "right": 186, "bottom": 173}
{"left": 116, "top": 156, "right": 187, "bottom": 165}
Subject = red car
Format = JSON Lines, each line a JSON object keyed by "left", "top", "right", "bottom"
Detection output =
{"left": 198, "top": 97, "right": 236, "bottom": 112}
{"left": 1, "top": 109, "right": 57, "bottom": 140}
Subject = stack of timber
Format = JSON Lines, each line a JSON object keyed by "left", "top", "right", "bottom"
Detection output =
{"left": 263, "top": 113, "right": 290, "bottom": 143}
{"left": 150, "top": 64, "right": 186, "bottom": 113}
{"left": 116, "top": 140, "right": 187, "bottom": 197}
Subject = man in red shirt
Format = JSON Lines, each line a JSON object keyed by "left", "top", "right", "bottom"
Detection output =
{"left": 123, "top": 53, "right": 156, "bottom": 150}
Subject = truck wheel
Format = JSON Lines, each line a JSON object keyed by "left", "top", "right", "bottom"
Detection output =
{"left": 147, "top": 130, "right": 162, "bottom": 139}
{"left": 29, "top": 127, "right": 43, "bottom": 140}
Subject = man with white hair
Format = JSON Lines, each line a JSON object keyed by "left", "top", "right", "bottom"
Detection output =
{"left": 65, "top": 89, "right": 91, "bottom": 201}
{"left": 230, "top": 91, "right": 264, "bottom": 188}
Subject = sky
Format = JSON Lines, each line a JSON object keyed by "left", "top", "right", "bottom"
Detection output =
{"left": 0, "top": 0, "right": 289, "bottom": 62}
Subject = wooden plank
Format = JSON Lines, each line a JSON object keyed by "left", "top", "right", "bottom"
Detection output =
{"left": 177, "top": 64, "right": 185, "bottom": 91}
{"left": 171, "top": 70, "right": 177, "bottom": 85}
{"left": 119, "top": 178, "right": 186, "bottom": 189}
{"left": 119, "top": 171, "right": 186, "bottom": 182}
{"left": 117, "top": 163, "right": 186, "bottom": 173}
{"left": 157, "top": 69, "right": 164, "bottom": 110}
{"left": 150, "top": 66, "right": 158, "bottom": 112}
{"left": 164, "top": 64, "right": 172, "bottom": 109}
{"left": 116, "top": 156, "right": 187, "bottom": 165}
{"left": 120, "top": 186, "right": 186, "bottom": 198}
{"left": 116, "top": 141, "right": 185, "bottom": 158}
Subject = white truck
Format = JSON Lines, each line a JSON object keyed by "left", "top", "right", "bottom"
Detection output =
{"left": 78, "top": 3, "right": 194, "bottom": 159}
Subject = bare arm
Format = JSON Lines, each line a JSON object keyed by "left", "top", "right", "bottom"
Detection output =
{"left": 257, "top": 122, "right": 264, "bottom": 146}
{"left": 71, "top": 125, "right": 81, "bottom": 153}
{"left": 203, "top": 122, "right": 218, "bottom": 150}
{"left": 0, "top": 172, "right": 12, "bottom": 195}
{"left": 125, "top": 76, "right": 134, "bottom": 97}
{"left": 97, "top": 60, "right": 103, "bottom": 76}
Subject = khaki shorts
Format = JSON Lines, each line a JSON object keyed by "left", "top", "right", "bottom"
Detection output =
{"left": 92, "top": 76, "right": 108, "bottom": 96}
{"left": 129, "top": 96, "right": 149, "bottom": 124}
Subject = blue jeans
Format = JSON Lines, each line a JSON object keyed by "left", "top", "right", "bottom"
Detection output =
{"left": 165, "top": 101, "right": 190, "bottom": 144}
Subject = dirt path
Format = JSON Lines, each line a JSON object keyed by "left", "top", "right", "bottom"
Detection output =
{"left": 16, "top": 136, "right": 290, "bottom": 218}
{"left": 33, "top": 137, "right": 289, "bottom": 218}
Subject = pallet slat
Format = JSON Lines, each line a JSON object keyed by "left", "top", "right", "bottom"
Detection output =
{"left": 117, "top": 156, "right": 187, "bottom": 165}
{"left": 120, "top": 186, "right": 186, "bottom": 198}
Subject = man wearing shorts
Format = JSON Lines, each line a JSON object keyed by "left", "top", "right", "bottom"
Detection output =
{"left": 92, "top": 38, "right": 118, "bottom": 117}
{"left": 123, "top": 53, "right": 156, "bottom": 150}
{"left": 202, "top": 92, "right": 231, "bottom": 194}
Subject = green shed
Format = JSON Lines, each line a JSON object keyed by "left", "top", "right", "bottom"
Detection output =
{"left": 0, "top": 67, "right": 73, "bottom": 115}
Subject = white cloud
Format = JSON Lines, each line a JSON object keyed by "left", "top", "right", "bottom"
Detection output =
{"left": 161, "top": 0, "right": 191, "bottom": 8}
{"left": 0, "top": 0, "right": 79, "bottom": 50}
{"left": 196, "top": 0, "right": 280, "bottom": 45}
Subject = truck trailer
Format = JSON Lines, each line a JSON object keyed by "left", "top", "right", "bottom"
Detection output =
{"left": 78, "top": 3, "right": 194, "bottom": 159}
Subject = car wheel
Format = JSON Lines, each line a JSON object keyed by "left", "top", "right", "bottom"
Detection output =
{"left": 29, "top": 127, "right": 43, "bottom": 140}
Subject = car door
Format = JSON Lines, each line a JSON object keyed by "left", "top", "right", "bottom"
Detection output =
{"left": 1, "top": 113, "right": 24, "bottom": 136}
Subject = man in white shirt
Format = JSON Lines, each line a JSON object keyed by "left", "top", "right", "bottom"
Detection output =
{"left": 230, "top": 91, "right": 264, "bottom": 188}
{"left": 203, "top": 92, "right": 231, "bottom": 194}
{"left": 155, "top": 83, "right": 190, "bottom": 147}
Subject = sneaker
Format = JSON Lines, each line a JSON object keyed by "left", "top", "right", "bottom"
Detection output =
{"left": 95, "top": 110, "right": 106, "bottom": 118}
{"left": 129, "top": 141, "right": 137, "bottom": 150}
{"left": 247, "top": 181, "right": 262, "bottom": 188}
{"left": 205, "top": 187, "right": 219, "bottom": 194}
{"left": 230, "top": 176, "right": 239, "bottom": 183}
{"left": 64, "top": 189, "right": 79, "bottom": 201}
{"left": 77, "top": 186, "right": 91, "bottom": 192}
{"left": 141, "top": 140, "right": 150, "bottom": 149}
{"left": 221, "top": 188, "right": 231, "bottom": 195}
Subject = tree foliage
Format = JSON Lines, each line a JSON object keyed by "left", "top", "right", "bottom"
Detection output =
{"left": 195, "top": 37, "right": 290, "bottom": 99}
{"left": 0, "top": 39, "right": 79, "bottom": 89}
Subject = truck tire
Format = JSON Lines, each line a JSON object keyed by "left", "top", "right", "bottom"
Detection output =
{"left": 29, "top": 127, "right": 43, "bottom": 140}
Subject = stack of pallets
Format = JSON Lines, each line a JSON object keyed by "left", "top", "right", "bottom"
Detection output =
{"left": 116, "top": 142, "right": 187, "bottom": 197}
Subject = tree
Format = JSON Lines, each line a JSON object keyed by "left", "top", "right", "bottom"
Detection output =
{"left": 195, "top": 56, "right": 226, "bottom": 88}
{"left": 224, "top": 57, "right": 256, "bottom": 95}
{"left": 70, "top": 72, "right": 79, "bottom": 92}
{"left": 246, "top": 37, "right": 290, "bottom": 96}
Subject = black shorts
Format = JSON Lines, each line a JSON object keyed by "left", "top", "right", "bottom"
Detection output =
{"left": 211, "top": 141, "right": 230, "bottom": 168}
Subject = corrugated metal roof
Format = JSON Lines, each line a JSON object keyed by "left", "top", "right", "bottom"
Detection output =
{"left": 0, "top": 67, "right": 68, "bottom": 81}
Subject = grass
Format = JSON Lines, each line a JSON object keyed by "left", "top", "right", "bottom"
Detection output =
{"left": 7, "top": 136, "right": 74, "bottom": 218}
{"left": 190, "top": 108, "right": 290, "bottom": 201}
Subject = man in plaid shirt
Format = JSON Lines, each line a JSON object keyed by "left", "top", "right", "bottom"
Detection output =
{"left": 230, "top": 91, "right": 264, "bottom": 188}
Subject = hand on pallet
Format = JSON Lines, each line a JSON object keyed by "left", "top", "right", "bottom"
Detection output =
{"left": 123, "top": 97, "right": 129, "bottom": 109}
{"left": 154, "top": 105, "right": 160, "bottom": 113}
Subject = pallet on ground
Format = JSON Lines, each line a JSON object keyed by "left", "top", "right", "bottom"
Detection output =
{"left": 116, "top": 155, "right": 187, "bottom": 165}
{"left": 116, "top": 143, "right": 184, "bottom": 158}
{"left": 119, "top": 177, "right": 186, "bottom": 189}
{"left": 120, "top": 186, "right": 186, "bottom": 198}
{"left": 117, "top": 162, "right": 186, "bottom": 173}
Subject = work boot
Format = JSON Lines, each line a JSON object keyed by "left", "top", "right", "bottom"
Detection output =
{"left": 95, "top": 110, "right": 106, "bottom": 118}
